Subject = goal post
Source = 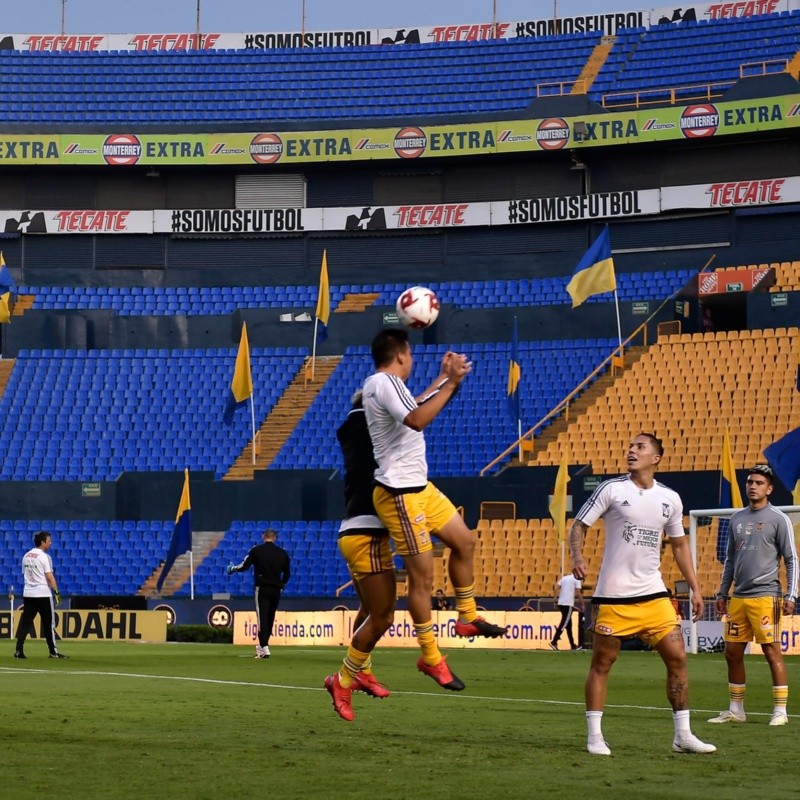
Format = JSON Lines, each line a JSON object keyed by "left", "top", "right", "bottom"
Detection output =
{"left": 686, "top": 505, "right": 800, "bottom": 655}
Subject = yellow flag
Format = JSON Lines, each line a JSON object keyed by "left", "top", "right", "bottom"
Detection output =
{"left": 549, "top": 452, "right": 570, "bottom": 544}
{"left": 720, "top": 429, "right": 743, "bottom": 508}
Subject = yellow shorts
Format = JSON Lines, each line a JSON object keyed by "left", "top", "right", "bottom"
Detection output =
{"left": 372, "top": 482, "right": 457, "bottom": 557}
{"left": 592, "top": 597, "right": 679, "bottom": 647}
{"left": 724, "top": 596, "right": 782, "bottom": 644}
{"left": 338, "top": 534, "right": 394, "bottom": 583}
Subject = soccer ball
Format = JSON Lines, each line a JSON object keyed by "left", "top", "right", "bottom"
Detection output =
{"left": 395, "top": 286, "right": 440, "bottom": 329}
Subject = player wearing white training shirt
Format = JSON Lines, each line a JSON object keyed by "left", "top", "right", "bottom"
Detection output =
{"left": 360, "top": 329, "right": 506, "bottom": 697}
{"left": 15, "top": 530, "right": 68, "bottom": 659}
{"left": 570, "top": 433, "right": 714, "bottom": 756}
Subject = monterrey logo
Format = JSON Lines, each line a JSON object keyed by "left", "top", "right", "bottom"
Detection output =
{"left": 535, "top": 118, "right": 570, "bottom": 150}
{"left": 393, "top": 126, "right": 427, "bottom": 159}
{"left": 249, "top": 133, "right": 283, "bottom": 164}
{"left": 102, "top": 134, "right": 141, "bottom": 166}
{"left": 680, "top": 104, "right": 719, "bottom": 139}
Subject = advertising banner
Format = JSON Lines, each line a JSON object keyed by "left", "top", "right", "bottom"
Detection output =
{"left": 0, "top": 609, "right": 168, "bottom": 642}
{"left": 234, "top": 609, "right": 565, "bottom": 650}
{"left": 2, "top": 3, "right": 795, "bottom": 51}
{"left": 661, "top": 176, "right": 800, "bottom": 210}
{"left": 1, "top": 209, "right": 152, "bottom": 234}
{"left": 5, "top": 176, "right": 797, "bottom": 236}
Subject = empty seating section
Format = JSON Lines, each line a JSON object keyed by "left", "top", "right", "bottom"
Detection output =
{"left": 0, "top": 36, "right": 600, "bottom": 123}
{"left": 191, "top": 520, "right": 353, "bottom": 598}
{"left": 0, "top": 348, "right": 305, "bottom": 481}
{"left": 21, "top": 270, "right": 694, "bottom": 316}
{"left": 0, "top": 13, "right": 798, "bottom": 124}
{"left": 0, "top": 519, "right": 173, "bottom": 596}
{"left": 0, "top": 515, "right": 729, "bottom": 600}
{"left": 272, "top": 338, "right": 618, "bottom": 476}
{"left": 533, "top": 328, "right": 800, "bottom": 474}
{"left": 593, "top": 12, "right": 800, "bottom": 102}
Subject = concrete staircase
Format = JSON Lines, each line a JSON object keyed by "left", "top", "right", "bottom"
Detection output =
{"left": 572, "top": 35, "right": 617, "bottom": 94}
{"left": 138, "top": 530, "right": 225, "bottom": 598}
{"left": 0, "top": 359, "right": 15, "bottom": 393}
{"left": 12, "top": 295, "right": 35, "bottom": 317}
{"left": 523, "top": 346, "right": 648, "bottom": 465}
{"left": 334, "top": 292, "right": 381, "bottom": 313}
{"left": 223, "top": 355, "right": 342, "bottom": 480}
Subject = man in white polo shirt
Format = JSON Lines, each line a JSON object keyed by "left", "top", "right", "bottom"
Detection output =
{"left": 15, "top": 531, "right": 68, "bottom": 659}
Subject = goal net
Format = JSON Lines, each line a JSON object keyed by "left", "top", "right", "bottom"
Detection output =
{"left": 682, "top": 505, "right": 800, "bottom": 654}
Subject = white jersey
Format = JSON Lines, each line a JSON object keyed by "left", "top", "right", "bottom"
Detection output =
{"left": 557, "top": 574, "right": 581, "bottom": 607}
{"left": 21, "top": 546, "right": 54, "bottom": 598}
{"left": 363, "top": 371, "right": 428, "bottom": 489}
{"left": 576, "top": 474, "right": 684, "bottom": 601}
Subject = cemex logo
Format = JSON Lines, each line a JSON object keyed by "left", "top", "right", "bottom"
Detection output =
{"left": 381, "top": 29, "right": 421, "bottom": 44}
{"left": 345, "top": 207, "right": 387, "bottom": 231}
{"left": 4, "top": 211, "right": 47, "bottom": 234}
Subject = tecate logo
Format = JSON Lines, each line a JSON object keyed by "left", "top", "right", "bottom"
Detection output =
{"left": 679, "top": 104, "right": 719, "bottom": 139}
{"left": 535, "top": 118, "right": 570, "bottom": 150}
{"left": 249, "top": 133, "right": 283, "bottom": 164}
{"left": 102, "top": 134, "right": 142, "bottom": 166}
{"left": 393, "top": 126, "right": 427, "bottom": 159}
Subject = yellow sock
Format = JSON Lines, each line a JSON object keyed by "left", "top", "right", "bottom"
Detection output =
{"left": 360, "top": 655, "right": 373, "bottom": 675}
{"left": 773, "top": 685, "right": 788, "bottom": 714}
{"left": 414, "top": 620, "right": 441, "bottom": 665}
{"left": 454, "top": 584, "right": 478, "bottom": 622}
{"left": 340, "top": 645, "right": 370, "bottom": 688}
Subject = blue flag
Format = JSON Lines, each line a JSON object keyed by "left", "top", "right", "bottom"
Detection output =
{"left": 507, "top": 317, "right": 520, "bottom": 423}
{"left": 156, "top": 470, "right": 192, "bottom": 593}
{"left": 764, "top": 427, "right": 800, "bottom": 497}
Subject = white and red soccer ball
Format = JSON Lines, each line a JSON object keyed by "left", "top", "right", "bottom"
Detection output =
{"left": 395, "top": 286, "right": 440, "bottom": 329}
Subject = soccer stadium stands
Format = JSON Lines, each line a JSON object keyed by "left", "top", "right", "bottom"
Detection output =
{"left": 1, "top": 6, "right": 799, "bottom": 606}
{"left": 0, "top": 12, "right": 798, "bottom": 126}
{"left": 531, "top": 328, "right": 800, "bottom": 474}
{"left": 0, "top": 348, "right": 305, "bottom": 480}
{"left": 19, "top": 270, "right": 695, "bottom": 315}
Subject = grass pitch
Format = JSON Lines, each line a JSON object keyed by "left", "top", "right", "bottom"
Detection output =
{"left": 2, "top": 643, "right": 796, "bottom": 800}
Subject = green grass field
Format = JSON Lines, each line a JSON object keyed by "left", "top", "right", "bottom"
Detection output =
{"left": 2, "top": 643, "right": 796, "bottom": 800}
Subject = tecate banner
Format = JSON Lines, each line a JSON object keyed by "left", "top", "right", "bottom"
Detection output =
{"left": 0, "top": 1, "right": 795, "bottom": 51}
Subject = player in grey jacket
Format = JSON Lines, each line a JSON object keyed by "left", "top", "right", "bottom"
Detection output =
{"left": 709, "top": 464, "right": 798, "bottom": 726}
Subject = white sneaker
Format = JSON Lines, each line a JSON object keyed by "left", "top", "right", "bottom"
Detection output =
{"left": 672, "top": 733, "right": 717, "bottom": 754}
{"left": 254, "top": 646, "right": 267, "bottom": 659}
{"left": 587, "top": 736, "right": 611, "bottom": 756}
{"left": 769, "top": 712, "right": 788, "bottom": 726}
{"left": 262, "top": 645, "right": 271, "bottom": 658}
{"left": 707, "top": 709, "right": 746, "bottom": 723}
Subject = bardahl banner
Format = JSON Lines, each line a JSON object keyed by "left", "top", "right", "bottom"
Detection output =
{"left": 0, "top": 95, "right": 798, "bottom": 169}
{"left": 234, "top": 609, "right": 567, "bottom": 650}
{"left": 0, "top": 2, "right": 794, "bottom": 51}
{"left": 0, "top": 609, "right": 168, "bottom": 642}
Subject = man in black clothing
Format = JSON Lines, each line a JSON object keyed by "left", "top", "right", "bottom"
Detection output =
{"left": 325, "top": 390, "right": 396, "bottom": 721}
{"left": 228, "top": 529, "right": 291, "bottom": 659}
